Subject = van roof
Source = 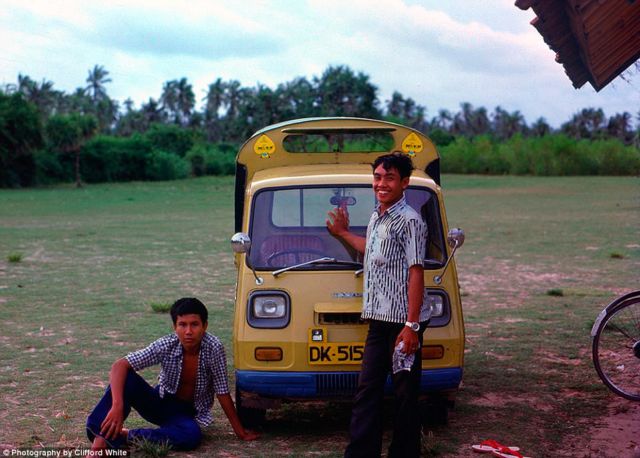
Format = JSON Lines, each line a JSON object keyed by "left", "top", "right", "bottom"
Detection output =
{"left": 234, "top": 117, "right": 441, "bottom": 231}
{"left": 237, "top": 117, "right": 440, "bottom": 183}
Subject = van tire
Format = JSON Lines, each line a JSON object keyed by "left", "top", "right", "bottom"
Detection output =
{"left": 236, "top": 388, "right": 266, "bottom": 428}
{"left": 420, "top": 399, "right": 449, "bottom": 426}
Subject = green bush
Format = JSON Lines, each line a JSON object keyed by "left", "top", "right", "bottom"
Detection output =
{"left": 186, "top": 143, "right": 236, "bottom": 176}
{"left": 7, "top": 253, "right": 23, "bottom": 263}
{"left": 144, "top": 124, "right": 195, "bottom": 157}
{"left": 34, "top": 150, "right": 72, "bottom": 184}
{"left": 81, "top": 135, "right": 153, "bottom": 182}
{"left": 440, "top": 134, "right": 640, "bottom": 176}
{"left": 145, "top": 150, "right": 189, "bottom": 181}
{"left": 0, "top": 92, "right": 43, "bottom": 187}
{"left": 149, "top": 302, "right": 172, "bottom": 313}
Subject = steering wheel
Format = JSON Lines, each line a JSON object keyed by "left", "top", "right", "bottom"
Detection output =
{"left": 266, "top": 249, "right": 327, "bottom": 267}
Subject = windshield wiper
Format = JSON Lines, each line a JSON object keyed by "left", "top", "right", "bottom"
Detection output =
{"left": 272, "top": 257, "right": 363, "bottom": 277}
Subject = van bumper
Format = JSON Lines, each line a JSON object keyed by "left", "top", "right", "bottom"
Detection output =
{"left": 236, "top": 368, "right": 462, "bottom": 398}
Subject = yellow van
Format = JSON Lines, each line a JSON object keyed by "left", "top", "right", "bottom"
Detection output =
{"left": 230, "top": 117, "right": 465, "bottom": 425}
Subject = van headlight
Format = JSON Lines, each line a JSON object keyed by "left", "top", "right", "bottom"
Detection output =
{"left": 247, "top": 291, "right": 290, "bottom": 328}
{"left": 423, "top": 290, "right": 451, "bottom": 326}
{"left": 425, "top": 293, "right": 444, "bottom": 317}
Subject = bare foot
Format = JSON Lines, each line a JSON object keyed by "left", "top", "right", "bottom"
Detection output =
{"left": 87, "top": 436, "right": 107, "bottom": 457}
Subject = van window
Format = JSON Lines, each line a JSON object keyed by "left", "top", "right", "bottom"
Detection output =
{"left": 250, "top": 186, "right": 446, "bottom": 269}
{"left": 282, "top": 132, "right": 394, "bottom": 153}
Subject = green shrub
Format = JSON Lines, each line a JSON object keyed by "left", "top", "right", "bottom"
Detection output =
{"left": 144, "top": 124, "right": 195, "bottom": 157}
{"left": 7, "top": 253, "right": 23, "bottom": 263}
{"left": 440, "top": 134, "right": 639, "bottom": 176}
{"left": 34, "top": 150, "right": 71, "bottom": 184}
{"left": 145, "top": 150, "right": 190, "bottom": 181}
{"left": 130, "top": 437, "right": 172, "bottom": 458}
{"left": 428, "top": 128, "right": 455, "bottom": 147}
{"left": 0, "top": 92, "right": 43, "bottom": 188}
{"left": 186, "top": 143, "right": 236, "bottom": 176}
{"left": 588, "top": 139, "right": 640, "bottom": 175}
{"left": 440, "top": 137, "right": 471, "bottom": 173}
{"left": 81, "top": 135, "right": 153, "bottom": 182}
{"left": 149, "top": 302, "right": 172, "bottom": 313}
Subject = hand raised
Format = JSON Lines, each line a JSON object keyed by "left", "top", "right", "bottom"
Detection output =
{"left": 326, "top": 207, "right": 350, "bottom": 237}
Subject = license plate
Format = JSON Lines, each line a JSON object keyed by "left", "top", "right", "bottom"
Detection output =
{"left": 308, "top": 343, "right": 364, "bottom": 365}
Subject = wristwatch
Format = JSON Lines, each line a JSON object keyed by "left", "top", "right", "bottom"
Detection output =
{"left": 405, "top": 321, "right": 420, "bottom": 332}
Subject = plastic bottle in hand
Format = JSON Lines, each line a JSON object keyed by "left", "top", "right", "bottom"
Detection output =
{"left": 392, "top": 341, "right": 415, "bottom": 374}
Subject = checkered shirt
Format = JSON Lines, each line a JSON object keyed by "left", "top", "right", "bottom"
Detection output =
{"left": 125, "top": 332, "right": 229, "bottom": 427}
{"left": 362, "top": 195, "right": 429, "bottom": 324}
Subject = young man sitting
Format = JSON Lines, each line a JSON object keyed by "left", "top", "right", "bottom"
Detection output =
{"left": 86, "top": 297, "right": 258, "bottom": 452}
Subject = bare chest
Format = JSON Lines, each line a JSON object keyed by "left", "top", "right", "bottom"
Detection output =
{"left": 176, "top": 353, "right": 198, "bottom": 402}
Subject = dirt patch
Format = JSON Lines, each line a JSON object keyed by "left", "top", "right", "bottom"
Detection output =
{"left": 537, "top": 350, "right": 583, "bottom": 366}
{"left": 483, "top": 351, "right": 513, "bottom": 361}
{"left": 460, "top": 258, "right": 571, "bottom": 310}
{"left": 469, "top": 391, "right": 554, "bottom": 413}
{"left": 561, "top": 398, "right": 640, "bottom": 458}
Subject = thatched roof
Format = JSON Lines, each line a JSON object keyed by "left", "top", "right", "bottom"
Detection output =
{"left": 516, "top": 0, "right": 640, "bottom": 91}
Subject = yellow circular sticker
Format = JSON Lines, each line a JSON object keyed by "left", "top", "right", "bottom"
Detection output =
{"left": 401, "top": 133, "right": 423, "bottom": 157}
{"left": 254, "top": 134, "right": 276, "bottom": 159}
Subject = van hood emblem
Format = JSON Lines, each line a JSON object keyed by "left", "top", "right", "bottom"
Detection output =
{"left": 333, "top": 292, "right": 363, "bottom": 298}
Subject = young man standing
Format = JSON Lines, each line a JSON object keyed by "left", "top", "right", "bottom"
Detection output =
{"left": 327, "top": 152, "right": 427, "bottom": 458}
{"left": 86, "top": 297, "right": 257, "bottom": 452}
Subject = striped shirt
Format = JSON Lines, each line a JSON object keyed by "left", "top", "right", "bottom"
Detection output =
{"left": 125, "top": 332, "right": 230, "bottom": 427}
{"left": 362, "top": 195, "right": 429, "bottom": 323}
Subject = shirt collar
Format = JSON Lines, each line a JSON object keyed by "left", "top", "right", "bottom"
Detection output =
{"left": 375, "top": 194, "right": 407, "bottom": 217}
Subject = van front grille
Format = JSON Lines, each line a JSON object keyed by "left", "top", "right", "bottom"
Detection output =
{"left": 316, "top": 373, "right": 359, "bottom": 396}
{"left": 318, "top": 313, "right": 364, "bottom": 325}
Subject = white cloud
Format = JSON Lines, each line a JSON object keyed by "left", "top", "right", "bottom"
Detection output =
{"left": 0, "top": 0, "right": 637, "bottom": 127}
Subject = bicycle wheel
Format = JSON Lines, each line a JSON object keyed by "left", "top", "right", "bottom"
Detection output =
{"left": 592, "top": 296, "right": 640, "bottom": 401}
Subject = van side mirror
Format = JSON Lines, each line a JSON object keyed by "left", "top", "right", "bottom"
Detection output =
{"left": 231, "top": 232, "right": 252, "bottom": 253}
{"left": 434, "top": 228, "right": 465, "bottom": 285}
{"left": 230, "top": 232, "right": 263, "bottom": 285}
{"left": 447, "top": 228, "right": 465, "bottom": 249}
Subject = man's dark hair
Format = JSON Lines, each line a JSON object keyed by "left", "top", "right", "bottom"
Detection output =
{"left": 170, "top": 297, "right": 208, "bottom": 325}
{"left": 372, "top": 152, "right": 414, "bottom": 179}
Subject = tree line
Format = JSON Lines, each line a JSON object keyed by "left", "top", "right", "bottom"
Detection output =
{"left": 1, "top": 64, "right": 639, "bottom": 187}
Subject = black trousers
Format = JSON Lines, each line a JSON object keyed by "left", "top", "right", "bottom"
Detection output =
{"left": 344, "top": 320, "right": 424, "bottom": 458}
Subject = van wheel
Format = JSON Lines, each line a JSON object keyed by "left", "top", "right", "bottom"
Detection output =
{"left": 420, "top": 399, "right": 449, "bottom": 426}
{"left": 236, "top": 389, "right": 266, "bottom": 428}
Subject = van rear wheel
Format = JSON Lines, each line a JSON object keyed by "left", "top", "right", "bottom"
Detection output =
{"left": 235, "top": 388, "right": 266, "bottom": 428}
{"left": 420, "top": 398, "right": 449, "bottom": 426}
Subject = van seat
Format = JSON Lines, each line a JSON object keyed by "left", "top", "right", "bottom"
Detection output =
{"left": 259, "top": 235, "right": 326, "bottom": 266}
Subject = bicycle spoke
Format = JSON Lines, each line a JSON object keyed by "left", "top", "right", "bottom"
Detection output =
{"left": 592, "top": 295, "right": 640, "bottom": 401}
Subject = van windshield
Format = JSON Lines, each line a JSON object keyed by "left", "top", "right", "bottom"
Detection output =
{"left": 249, "top": 186, "right": 446, "bottom": 270}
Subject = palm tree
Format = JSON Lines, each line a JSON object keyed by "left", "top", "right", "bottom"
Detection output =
{"left": 530, "top": 117, "right": 551, "bottom": 137}
{"left": 141, "top": 98, "right": 164, "bottom": 129}
{"left": 225, "top": 80, "right": 242, "bottom": 119}
{"left": 203, "top": 78, "right": 226, "bottom": 141}
{"left": 275, "top": 77, "right": 316, "bottom": 119}
{"left": 313, "top": 65, "right": 380, "bottom": 118}
{"left": 16, "top": 74, "right": 58, "bottom": 117}
{"left": 431, "top": 109, "right": 453, "bottom": 131}
{"left": 562, "top": 108, "right": 605, "bottom": 139}
{"left": 452, "top": 103, "right": 490, "bottom": 137}
{"left": 492, "top": 106, "right": 527, "bottom": 140}
{"left": 386, "top": 91, "right": 405, "bottom": 118}
{"left": 607, "top": 112, "right": 633, "bottom": 144}
{"left": 85, "top": 65, "right": 112, "bottom": 103}
{"left": 160, "top": 78, "right": 195, "bottom": 126}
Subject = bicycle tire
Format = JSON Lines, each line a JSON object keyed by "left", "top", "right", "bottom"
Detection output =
{"left": 592, "top": 292, "right": 640, "bottom": 401}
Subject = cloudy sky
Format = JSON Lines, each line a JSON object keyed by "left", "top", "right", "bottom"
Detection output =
{"left": 1, "top": 0, "right": 638, "bottom": 127}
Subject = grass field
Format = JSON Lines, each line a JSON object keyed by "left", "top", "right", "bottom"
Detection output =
{"left": 0, "top": 175, "right": 638, "bottom": 457}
